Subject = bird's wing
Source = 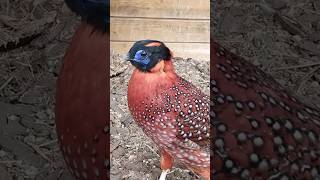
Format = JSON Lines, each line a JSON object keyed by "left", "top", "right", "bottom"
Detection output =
{"left": 149, "top": 77, "right": 210, "bottom": 167}
{"left": 152, "top": 114, "right": 210, "bottom": 168}
{"left": 171, "top": 77, "right": 210, "bottom": 145}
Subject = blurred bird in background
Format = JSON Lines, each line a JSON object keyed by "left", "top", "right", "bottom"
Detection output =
{"left": 127, "top": 40, "right": 210, "bottom": 180}
{"left": 211, "top": 41, "right": 320, "bottom": 179}
{"left": 55, "top": 0, "right": 109, "bottom": 179}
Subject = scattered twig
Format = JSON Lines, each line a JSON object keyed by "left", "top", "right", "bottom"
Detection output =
{"left": 0, "top": 160, "right": 22, "bottom": 164}
{"left": 145, "top": 144, "right": 160, "bottom": 157}
{"left": 38, "top": 139, "right": 58, "bottom": 148}
{"left": 110, "top": 66, "right": 128, "bottom": 78}
{"left": 274, "top": 62, "right": 320, "bottom": 70}
{"left": 0, "top": 76, "right": 14, "bottom": 91}
{"left": 298, "top": 7, "right": 320, "bottom": 15}
{"left": 297, "top": 66, "right": 320, "bottom": 94}
{"left": 25, "top": 141, "right": 52, "bottom": 163}
{"left": 274, "top": 13, "right": 306, "bottom": 36}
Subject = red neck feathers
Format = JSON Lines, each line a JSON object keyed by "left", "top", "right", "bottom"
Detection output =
{"left": 127, "top": 60, "right": 178, "bottom": 107}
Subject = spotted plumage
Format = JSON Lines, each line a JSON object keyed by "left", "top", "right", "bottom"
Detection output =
{"left": 127, "top": 40, "right": 210, "bottom": 179}
{"left": 211, "top": 41, "right": 320, "bottom": 179}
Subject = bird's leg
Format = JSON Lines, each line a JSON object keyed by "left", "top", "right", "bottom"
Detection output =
{"left": 159, "top": 169, "right": 170, "bottom": 180}
{"left": 159, "top": 149, "right": 173, "bottom": 180}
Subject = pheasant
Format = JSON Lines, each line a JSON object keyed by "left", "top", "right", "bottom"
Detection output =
{"left": 211, "top": 40, "right": 320, "bottom": 179}
{"left": 55, "top": 0, "right": 109, "bottom": 179}
{"left": 127, "top": 40, "right": 210, "bottom": 180}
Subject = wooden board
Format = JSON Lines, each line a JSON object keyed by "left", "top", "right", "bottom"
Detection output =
{"left": 111, "top": 0, "right": 210, "bottom": 19}
{"left": 111, "top": 17, "right": 209, "bottom": 43}
{"left": 111, "top": 41, "right": 210, "bottom": 61}
{"left": 110, "top": 0, "right": 210, "bottom": 60}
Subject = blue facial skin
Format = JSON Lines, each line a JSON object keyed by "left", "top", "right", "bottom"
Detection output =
{"left": 133, "top": 50, "right": 151, "bottom": 71}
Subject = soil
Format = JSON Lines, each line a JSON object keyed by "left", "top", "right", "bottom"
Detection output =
{"left": 0, "top": 0, "right": 78, "bottom": 179}
{"left": 0, "top": 0, "right": 319, "bottom": 180}
{"left": 212, "top": 0, "right": 320, "bottom": 108}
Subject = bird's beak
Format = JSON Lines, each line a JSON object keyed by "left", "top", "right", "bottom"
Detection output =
{"left": 125, "top": 53, "right": 140, "bottom": 62}
{"left": 125, "top": 53, "right": 131, "bottom": 61}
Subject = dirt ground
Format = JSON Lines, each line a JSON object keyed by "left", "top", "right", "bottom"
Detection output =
{"left": 0, "top": 0, "right": 319, "bottom": 180}
{"left": 0, "top": 0, "right": 78, "bottom": 179}
{"left": 213, "top": 0, "right": 320, "bottom": 108}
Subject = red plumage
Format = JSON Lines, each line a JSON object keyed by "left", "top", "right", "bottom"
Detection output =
{"left": 127, "top": 44, "right": 210, "bottom": 179}
{"left": 211, "top": 41, "right": 320, "bottom": 179}
{"left": 55, "top": 22, "right": 109, "bottom": 180}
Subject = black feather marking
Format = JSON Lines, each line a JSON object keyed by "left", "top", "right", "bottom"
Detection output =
{"left": 65, "top": 0, "right": 109, "bottom": 32}
{"left": 128, "top": 40, "right": 172, "bottom": 72}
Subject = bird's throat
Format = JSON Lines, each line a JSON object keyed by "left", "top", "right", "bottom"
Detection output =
{"left": 128, "top": 64, "right": 178, "bottom": 107}
{"left": 149, "top": 60, "right": 166, "bottom": 74}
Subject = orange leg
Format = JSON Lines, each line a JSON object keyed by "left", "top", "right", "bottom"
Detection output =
{"left": 160, "top": 149, "right": 174, "bottom": 170}
{"left": 159, "top": 149, "right": 174, "bottom": 180}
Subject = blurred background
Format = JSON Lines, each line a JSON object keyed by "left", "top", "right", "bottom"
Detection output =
{"left": 0, "top": 0, "right": 77, "bottom": 179}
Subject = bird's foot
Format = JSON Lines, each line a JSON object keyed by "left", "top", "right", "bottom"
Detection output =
{"left": 159, "top": 169, "right": 170, "bottom": 180}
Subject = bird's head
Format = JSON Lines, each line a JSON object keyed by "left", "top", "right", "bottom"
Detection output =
{"left": 127, "top": 40, "right": 173, "bottom": 72}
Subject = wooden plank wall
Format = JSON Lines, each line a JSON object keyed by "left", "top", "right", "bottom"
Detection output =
{"left": 110, "top": 0, "right": 210, "bottom": 61}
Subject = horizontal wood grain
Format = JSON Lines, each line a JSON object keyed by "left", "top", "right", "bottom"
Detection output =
{"left": 110, "top": 17, "right": 209, "bottom": 43}
{"left": 110, "top": 0, "right": 210, "bottom": 19}
{"left": 111, "top": 41, "right": 209, "bottom": 61}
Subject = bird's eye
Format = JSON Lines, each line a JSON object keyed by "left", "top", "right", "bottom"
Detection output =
{"left": 140, "top": 51, "right": 147, "bottom": 56}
